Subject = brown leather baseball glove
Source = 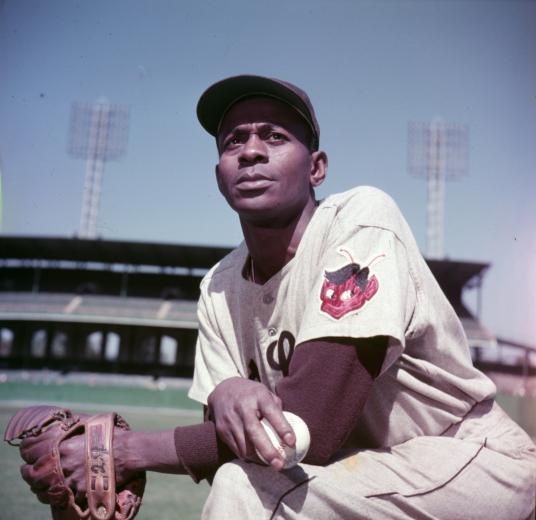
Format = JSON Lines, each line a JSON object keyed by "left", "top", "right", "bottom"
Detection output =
{"left": 4, "top": 405, "right": 146, "bottom": 520}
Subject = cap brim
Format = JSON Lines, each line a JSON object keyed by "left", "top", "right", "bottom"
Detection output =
{"left": 196, "top": 75, "right": 318, "bottom": 149}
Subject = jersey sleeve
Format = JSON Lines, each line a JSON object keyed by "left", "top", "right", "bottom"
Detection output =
{"left": 188, "top": 282, "right": 241, "bottom": 405}
{"left": 296, "top": 221, "right": 417, "bottom": 376}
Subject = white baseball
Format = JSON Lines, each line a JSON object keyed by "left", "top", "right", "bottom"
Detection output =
{"left": 256, "top": 411, "right": 310, "bottom": 469}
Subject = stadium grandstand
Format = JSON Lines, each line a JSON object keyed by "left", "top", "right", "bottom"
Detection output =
{"left": 0, "top": 236, "right": 228, "bottom": 378}
{"left": 0, "top": 235, "right": 533, "bottom": 381}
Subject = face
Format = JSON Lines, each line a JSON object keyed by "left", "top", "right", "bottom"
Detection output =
{"left": 215, "top": 97, "right": 326, "bottom": 226}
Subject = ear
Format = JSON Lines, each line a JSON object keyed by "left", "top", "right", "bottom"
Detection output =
{"left": 309, "top": 151, "right": 328, "bottom": 188}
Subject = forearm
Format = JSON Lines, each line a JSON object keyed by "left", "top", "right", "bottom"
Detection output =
{"left": 117, "top": 429, "right": 183, "bottom": 474}
{"left": 118, "top": 422, "right": 234, "bottom": 482}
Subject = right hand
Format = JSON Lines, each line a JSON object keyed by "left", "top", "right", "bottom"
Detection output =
{"left": 207, "top": 377, "right": 295, "bottom": 470}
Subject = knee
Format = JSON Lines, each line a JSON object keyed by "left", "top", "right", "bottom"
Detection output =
{"left": 211, "top": 460, "right": 252, "bottom": 493}
{"left": 203, "top": 461, "right": 266, "bottom": 519}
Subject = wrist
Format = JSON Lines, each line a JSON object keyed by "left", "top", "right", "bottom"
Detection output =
{"left": 115, "top": 429, "right": 182, "bottom": 474}
{"left": 114, "top": 429, "right": 145, "bottom": 473}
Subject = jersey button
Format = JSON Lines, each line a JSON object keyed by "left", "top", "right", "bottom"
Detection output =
{"left": 262, "top": 294, "right": 274, "bottom": 304}
{"left": 268, "top": 327, "right": 277, "bottom": 336}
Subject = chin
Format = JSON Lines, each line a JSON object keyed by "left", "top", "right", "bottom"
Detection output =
{"left": 227, "top": 191, "right": 275, "bottom": 212}
{"left": 233, "top": 202, "right": 278, "bottom": 218}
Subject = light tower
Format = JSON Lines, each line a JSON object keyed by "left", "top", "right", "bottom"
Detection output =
{"left": 407, "top": 119, "right": 468, "bottom": 259}
{"left": 68, "top": 99, "right": 129, "bottom": 238}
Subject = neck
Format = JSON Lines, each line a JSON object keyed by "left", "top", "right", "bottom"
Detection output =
{"left": 240, "top": 199, "right": 318, "bottom": 284}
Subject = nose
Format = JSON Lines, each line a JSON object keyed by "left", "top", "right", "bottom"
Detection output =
{"left": 238, "top": 133, "right": 268, "bottom": 165}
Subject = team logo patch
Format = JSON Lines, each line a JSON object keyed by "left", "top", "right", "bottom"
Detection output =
{"left": 319, "top": 248, "right": 384, "bottom": 320}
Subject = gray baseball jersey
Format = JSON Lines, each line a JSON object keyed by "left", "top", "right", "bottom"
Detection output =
{"left": 189, "top": 186, "right": 496, "bottom": 446}
{"left": 190, "top": 186, "right": 536, "bottom": 518}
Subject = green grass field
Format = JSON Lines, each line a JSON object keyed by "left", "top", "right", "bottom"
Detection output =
{"left": 1, "top": 379, "right": 534, "bottom": 519}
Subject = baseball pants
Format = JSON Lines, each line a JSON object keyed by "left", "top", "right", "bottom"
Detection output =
{"left": 202, "top": 401, "right": 536, "bottom": 519}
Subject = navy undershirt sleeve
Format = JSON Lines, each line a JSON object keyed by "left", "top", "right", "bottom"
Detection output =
{"left": 276, "top": 336, "right": 386, "bottom": 464}
{"left": 174, "top": 421, "right": 235, "bottom": 483}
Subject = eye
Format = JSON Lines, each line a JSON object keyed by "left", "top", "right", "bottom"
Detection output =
{"left": 269, "top": 132, "right": 285, "bottom": 141}
{"left": 223, "top": 135, "right": 243, "bottom": 149}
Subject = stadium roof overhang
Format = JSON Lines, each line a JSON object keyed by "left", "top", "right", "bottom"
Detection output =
{"left": 426, "top": 258, "right": 489, "bottom": 291}
{"left": 0, "top": 236, "right": 233, "bottom": 269}
{"left": 426, "top": 259, "right": 495, "bottom": 348}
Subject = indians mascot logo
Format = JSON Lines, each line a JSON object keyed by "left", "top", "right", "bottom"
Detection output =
{"left": 319, "top": 248, "right": 384, "bottom": 319}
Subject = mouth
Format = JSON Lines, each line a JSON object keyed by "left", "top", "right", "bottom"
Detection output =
{"left": 236, "top": 173, "right": 273, "bottom": 192}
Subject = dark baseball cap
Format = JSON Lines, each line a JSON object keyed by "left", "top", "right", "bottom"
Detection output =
{"left": 196, "top": 75, "right": 320, "bottom": 151}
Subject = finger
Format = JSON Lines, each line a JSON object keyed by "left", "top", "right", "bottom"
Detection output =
{"left": 260, "top": 400, "right": 295, "bottom": 448}
{"left": 243, "top": 412, "right": 285, "bottom": 470}
{"left": 230, "top": 427, "right": 247, "bottom": 459}
{"left": 214, "top": 415, "right": 242, "bottom": 457}
{"left": 224, "top": 413, "right": 250, "bottom": 459}
{"left": 271, "top": 392, "right": 283, "bottom": 410}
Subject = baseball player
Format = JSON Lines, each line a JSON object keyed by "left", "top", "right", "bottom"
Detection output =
{"left": 11, "top": 75, "right": 536, "bottom": 519}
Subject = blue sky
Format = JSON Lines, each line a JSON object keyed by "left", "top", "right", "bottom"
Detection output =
{"left": 1, "top": 0, "right": 535, "bottom": 345}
